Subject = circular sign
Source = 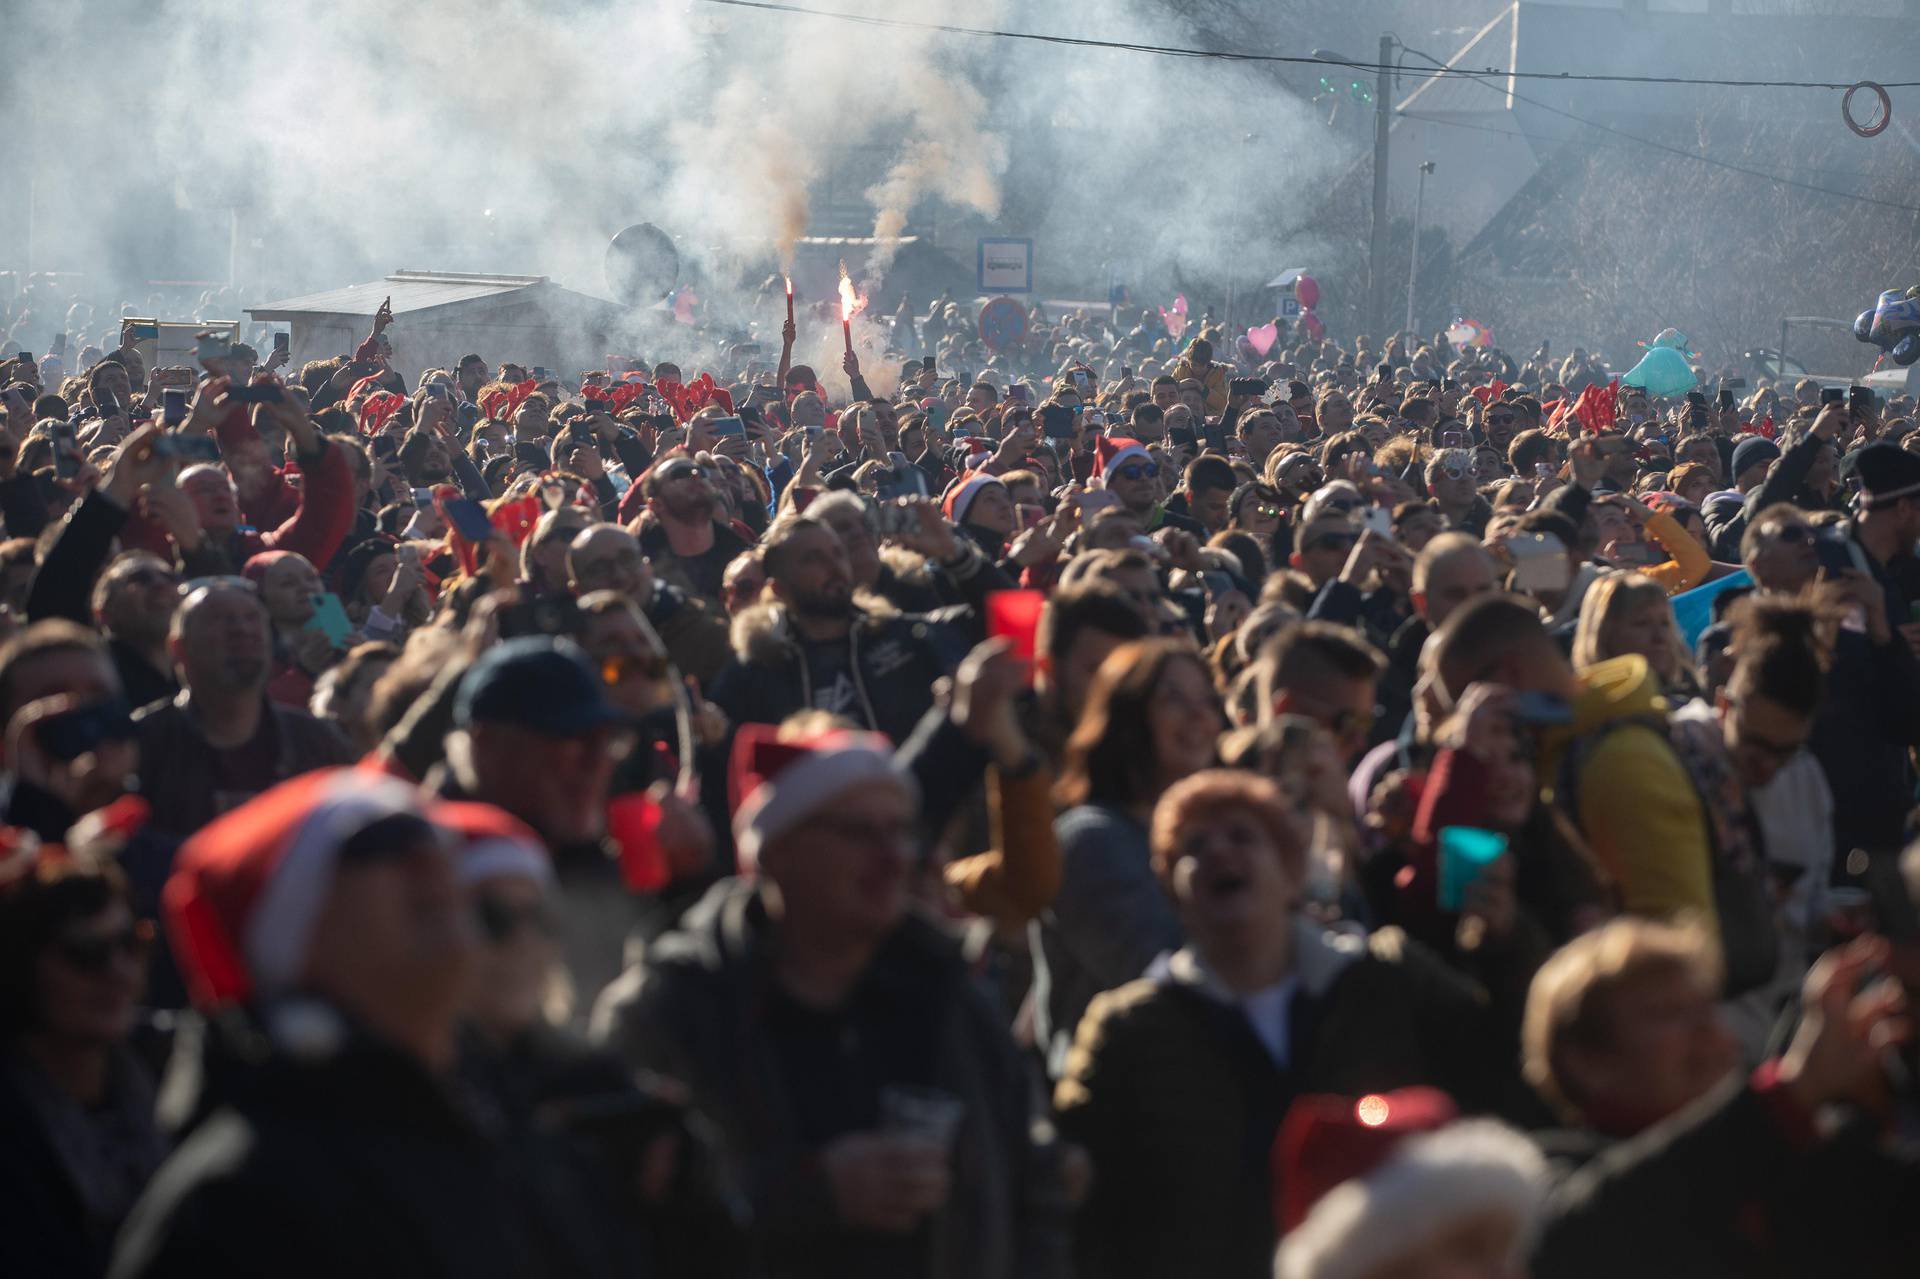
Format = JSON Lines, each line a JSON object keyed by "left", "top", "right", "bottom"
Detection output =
{"left": 604, "top": 223, "right": 680, "bottom": 305}
{"left": 1843, "top": 81, "right": 1892, "bottom": 138}
{"left": 978, "top": 296, "right": 1030, "bottom": 352}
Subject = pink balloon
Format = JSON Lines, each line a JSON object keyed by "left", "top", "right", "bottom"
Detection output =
{"left": 1294, "top": 274, "right": 1320, "bottom": 311}
{"left": 1246, "top": 323, "right": 1280, "bottom": 357}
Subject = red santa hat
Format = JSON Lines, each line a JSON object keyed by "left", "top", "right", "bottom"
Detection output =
{"left": 728, "top": 724, "right": 916, "bottom": 870}
{"left": 430, "top": 800, "right": 552, "bottom": 888}
{"left": 1273, "top": 1089, "right": 1546, "bottom": 1279}
{"left": 941, "top": 472, "right": 1005, "bottom": 525}
{"left": 161, "top": 771, "right": 436, "bottom": 1009}
{"left": 1093, "top": 435, "right": 1153, "bottom": 481}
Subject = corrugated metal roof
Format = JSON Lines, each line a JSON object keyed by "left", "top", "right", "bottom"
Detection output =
{"left": 247, "top": 270, "right": 550, "bottom": 319}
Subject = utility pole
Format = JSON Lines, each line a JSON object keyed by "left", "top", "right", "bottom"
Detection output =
{"left": 1406, "top": 161, "right": 1434, "bottom": 338}
{"left": 1368, "top": 33, "right": 1394, "bottom": 340}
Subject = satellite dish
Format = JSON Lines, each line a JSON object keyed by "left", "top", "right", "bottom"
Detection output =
{"left": 604, "top": 223, "right": 680, "bottom": 305}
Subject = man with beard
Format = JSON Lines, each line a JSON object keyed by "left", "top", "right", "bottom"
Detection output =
{"left": 1093, "top": 437, "right": 1204, "bottom": 535}
{"left": 131, "top": 579, "right": 354, "bottom": 840}
{"left": 635, "top": 455, "right": 753, "bottom": 609}
{"left": 709, "top": 515, "right": 961, "bottom": 745}
{"left": 456, "top": 352, "right": 487, "bottom": 402}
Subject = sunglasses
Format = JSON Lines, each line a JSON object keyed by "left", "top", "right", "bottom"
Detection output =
{"left": 1486, "top": 413, "right": 1516, "bottom": 426}
{"left": 602, "top": 653, "right": 672, "bottom": 685}
{"left": 1305, "top": 532, "right": 1359, "bottom": 553}
{"left": 475, "top": 895, "right": 559, "bottom": 945}
{"left": 1112, "top": 462, "right": 1158, "bottom": 482}
{"left": 656, "top": 464, "right": 707, "bottom": 483}
{"left": 1766, "top": 524, "right": 1814, "bottom": 546}
{"left": 54, "top": 921, "right": 153, "bottom": 975}
{"left": 36, "top": 696, "right": 135, "bottom": 762}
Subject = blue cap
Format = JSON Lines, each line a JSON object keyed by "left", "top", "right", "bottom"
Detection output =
{"left": 455, "top": 637, "right": 631, "bottom": 735}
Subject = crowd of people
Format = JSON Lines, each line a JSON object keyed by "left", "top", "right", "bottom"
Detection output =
{"left": 1, "top": 266, "right": 1918, "bottom": 1278}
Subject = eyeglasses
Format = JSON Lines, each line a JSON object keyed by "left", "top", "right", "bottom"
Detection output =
{"left": 475, "top": 895, "right": 560, "bottom": 945}
{"left": 602, "top": 653, "right": 672, "bottom": 685}
{"left": 1112, "top": 462, "right": 1158, "bottom": 482}
{"left": 1486, "top": 413, "right": 1516, "bottom": 426}
{"left": 53, "top": 921, "right": 153, "bottom": 975}
{"left": 1305, "top": 532, "right": 1359, "bottom": 553}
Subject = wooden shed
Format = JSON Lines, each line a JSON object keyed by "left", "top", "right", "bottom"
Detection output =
{"left": 247, "top": 270, "right": 630, "bottom": 384}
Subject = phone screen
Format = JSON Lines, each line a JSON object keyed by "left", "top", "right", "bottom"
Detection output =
{"left": 444, "top": 497, "right": 495, "bottom": 544}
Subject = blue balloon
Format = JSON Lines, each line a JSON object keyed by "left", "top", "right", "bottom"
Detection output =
{"left": 1895, "top": 333, "right": 1920, "bottom": 366}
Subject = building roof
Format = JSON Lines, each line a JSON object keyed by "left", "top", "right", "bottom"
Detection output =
{"left": 247, "top": 270, "right": 572, "bottom": 320}
{"left": 1395, "top": 5, "right": 1519, "bottom": 119}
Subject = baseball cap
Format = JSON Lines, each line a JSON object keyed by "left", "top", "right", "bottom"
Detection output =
{"left": 455, "top": 637, "right": 632, "bottom": 736}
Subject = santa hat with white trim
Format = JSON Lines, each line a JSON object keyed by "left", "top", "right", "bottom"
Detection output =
{"left": 431, "top": 800, "right": 552, "bottom": 888}
{"left": 1272, "top": 1089, "right": 1547, "bottom": 1279}
{"left": 729, "top": 723, "right": 918, "bottom": 871}
{"left": 941, "top": 471, "right": 1006, "bottom": 525}
{"left": 1093, "top": 435, "right": 1153, "bottom": 482}
{"left": 161, "top": 770, "right": 438, "bottom": 1009}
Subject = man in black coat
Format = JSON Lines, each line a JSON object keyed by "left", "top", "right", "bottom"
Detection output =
{"left": 110, "top": 772, "right": 540, "bottom": 1279}
{"left": 709, "top": 516, "right": 965, "bottom": 746}
{"left": 1522, "top": 918, "right": 1919, "bottom": 1279}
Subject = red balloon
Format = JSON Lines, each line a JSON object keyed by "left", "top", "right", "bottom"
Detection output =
{"left": 1294, "top": 274, "right": 1320, "bottom": 311}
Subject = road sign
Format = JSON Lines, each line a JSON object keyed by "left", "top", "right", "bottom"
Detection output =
{"left": 978, "top": 296, "right": 1030, "bottom": 351}
{"left": 977, "top": 238, "right": 1034, "bottom": 294}
{"left": 1281, "top": 297, "right": 1302, "bottom": 319}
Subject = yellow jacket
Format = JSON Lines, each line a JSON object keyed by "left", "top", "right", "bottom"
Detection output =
{"left": 1540, "top": 655, "right": 1716, "bottom": 930}
{"left": 1169, "top": 357, "right": 1229, "bottom": 415}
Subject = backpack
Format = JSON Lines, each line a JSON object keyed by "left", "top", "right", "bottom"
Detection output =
{"left": 1556, "top": 713, "right": 1780, "bottom": 995}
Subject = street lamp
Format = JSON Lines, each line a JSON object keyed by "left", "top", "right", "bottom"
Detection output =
{"left": 1315, "top": 43, "right": 1395, "bottom": 338}
{"left": 1406, "top": 161, "right": 1435, "bottom": 338}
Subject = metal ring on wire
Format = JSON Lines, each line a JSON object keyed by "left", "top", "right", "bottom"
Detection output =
{"left": 1843, "top": 81, "right": 1892, "bottom": 138}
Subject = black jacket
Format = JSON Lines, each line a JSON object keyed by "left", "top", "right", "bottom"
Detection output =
{"left": 110, "top": 1004, "right": 540, "bottom": 1279}
{"left": 455, "top": 1022, "right": 748, "bottom": 1279}
{"left": 590, "top": 880, "right": 1070, "bottom": 1279}
{"left": 1534, "top": 1073, "right": 1919, "bottom": 1278}
{"left": 708, "top": 604, "right": 967, "bottom": 747}
{"left": 0, "top": 1047, "right": 165, "bottom": 1279}
{"left": 636, "top": 520, "right": 754, "bottom": 610}
{"left": 131, "top": 695, "right": 355, "bottom": 842}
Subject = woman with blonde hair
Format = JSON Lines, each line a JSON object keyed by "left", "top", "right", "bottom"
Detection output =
{"left": 1572, "top": 571, "right": 1697, "bottom": 696}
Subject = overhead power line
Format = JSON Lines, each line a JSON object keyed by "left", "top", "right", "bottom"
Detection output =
{"left": 1395, "top": 111, "right": 1892, "bottom": 187}
{"left": 697, "top": 0, "right": 1920, "bottom": 92}
{"left": 1387, "top": 44, "right": 1920, "bottom": 216}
